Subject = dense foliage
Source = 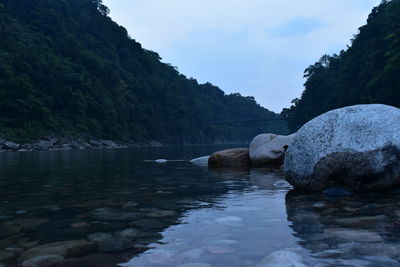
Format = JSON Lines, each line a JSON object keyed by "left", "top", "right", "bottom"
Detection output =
{"left": 0, "top": 0, "right": 286, "bottom": 143}
{"left": 282, "top": 0, "right": 400, "bottom": 132}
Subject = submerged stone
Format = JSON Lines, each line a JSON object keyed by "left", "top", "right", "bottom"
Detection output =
{"left": 208, "top": 148, "right": 250, "bottom": 169}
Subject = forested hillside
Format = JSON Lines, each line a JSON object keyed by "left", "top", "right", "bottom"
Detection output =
{"left": 0, "top": 0, "right": 286, "bottom": 143}
{"left": 282, "top": 0, "right": 400, "bottom": 132}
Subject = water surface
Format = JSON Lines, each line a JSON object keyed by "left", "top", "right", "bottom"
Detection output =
{"left": 1, "top": 147, "right": 400, "bottom": 266}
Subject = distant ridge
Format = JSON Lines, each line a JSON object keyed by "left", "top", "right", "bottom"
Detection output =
{"left": 0, "top": 0, "right": 287, "bottom": 143}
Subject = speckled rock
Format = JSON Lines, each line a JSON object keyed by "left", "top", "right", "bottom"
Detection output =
{"left": 208, "top": 148, "right": 250, "bottom": 169}
{"left": 250, "top": 134, "right": 295, "bottom": 166}
{"left": 284, "top": 104, "right": 400, "bottom": 192}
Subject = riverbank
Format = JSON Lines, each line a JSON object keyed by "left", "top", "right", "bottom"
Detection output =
{"left": 0, "top": 137, "right": 251, "bottom": 153}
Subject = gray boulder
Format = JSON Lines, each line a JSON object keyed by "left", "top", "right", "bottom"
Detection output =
{"left": 250, "top": 133, "right": 295, "bottom": 166}
{"left": 284, "top": 104, "right": 400, "bottom": 192}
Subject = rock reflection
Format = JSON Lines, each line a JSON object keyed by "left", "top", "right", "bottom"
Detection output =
{"left": 285, "top": 190, "right": 400, "bottom": 265}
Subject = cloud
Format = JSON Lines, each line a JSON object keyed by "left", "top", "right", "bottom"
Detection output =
{"left": 103, "top": 0, "right": 381, "bottom": 112}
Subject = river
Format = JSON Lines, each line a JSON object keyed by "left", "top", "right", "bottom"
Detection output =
{"left": 0, "top": 147, "right": 399, "bottom": 266}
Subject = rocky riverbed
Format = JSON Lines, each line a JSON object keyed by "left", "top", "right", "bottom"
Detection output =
{"left": 1, "top": 147, "right": 400, "bottom": 266}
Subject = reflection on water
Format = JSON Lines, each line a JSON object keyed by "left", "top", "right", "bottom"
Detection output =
{"left": 0, "top": 147, "right": 400, "bottom": 266}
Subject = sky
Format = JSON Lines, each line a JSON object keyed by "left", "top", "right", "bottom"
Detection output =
{"left": 103, "top": 0, "right": 381, "bottom": 112}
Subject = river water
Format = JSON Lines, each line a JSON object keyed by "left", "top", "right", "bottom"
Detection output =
{"left": 0, "top": 146, "right": 400, "bottom": 266}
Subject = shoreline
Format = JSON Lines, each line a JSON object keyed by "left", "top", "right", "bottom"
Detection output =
{"left": 0, "top": 137, "right": 250, "bottom": 153}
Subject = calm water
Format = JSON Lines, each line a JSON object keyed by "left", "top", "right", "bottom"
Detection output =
{"left": 1, "top": 147, "right": 400, "bottom": 266}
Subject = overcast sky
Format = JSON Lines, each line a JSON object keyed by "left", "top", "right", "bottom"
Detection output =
{"left": 103, "top": 0, "right": 381, "bottom": 112}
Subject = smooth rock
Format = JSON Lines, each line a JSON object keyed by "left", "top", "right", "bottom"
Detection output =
{"left": 208, "top": 148, "right": 250, "bottom": 169}
{"left": 115, "top": 228, "right": 140, "bottom": 240}
{"left": 97, "top": 238, "right": 132, "bottom": 252}
{"left": 190, "top": 156, "right": 210, "bottom": 167}
{"left": 250, "top": 134, "right": 295, "bottom": 166}
{"left": 87, "top": 232, "right": 113, "bottom": 243}
{"left": 19, "top": 240, "right": 95, "bottom": 261}
{"left": 178, "top": 264, "right": 213, "bottom": 267}
{"left": 129, "top": 219, "right": 164, "bottom": 230}
{"left": 273, "top": 180, "right": 292, "bottom": 189}
{"left": 22, "top": 255, "right": 64, "bottom": 267}
{"left": 335, "top": 215, "right": 387, "bottom": 228}
{"left": 215, "top": 216, "right": 244, "bottom": 227}
{"left": 324, "top": 229, "right": 383, "bottom": 242}
{"left": 147, "top": 210, "right": 177, "bottom": 218}
{"left": 256, "top": 250, "right": 306, "bottom": 267}
{"left": 55, "top": 258, "right": 97, "bottom": 267}
{"left": 0, "top": 251, "right": 15, "bottom": 261}
{"left": 284, "top": 104, "right": 400, "bottom": 192}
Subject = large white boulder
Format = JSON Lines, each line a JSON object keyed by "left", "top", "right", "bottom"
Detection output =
{"left": 250, "top": 134, "right": 295, "bottom": 166}
{"left": 284, "top": 104, "right": 400, "bottom": 192}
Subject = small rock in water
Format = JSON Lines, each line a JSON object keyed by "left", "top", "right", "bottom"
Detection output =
{"left": 16, "top": 210, "right": 27, "bottom": 215}
{"left": 312, "top": 202, "right": 326, "bottom": 210}
{"left": 97, "top": 238, "right": 132, "bottom": 252}
{"left": 256, "top": 250, "right": 306, "bottom": 267}
{"left": 0, "top": 251, "right": 15, "bottom": 261}
{"left": 115, "top": 228, "right": 140, "bottom": 239}
{"left": 146, "top": 249, "right": 177, "bottom": 265}
{"left": 322, "top": 188, "right": 351, "bottom": 199}
{"left": 155, "top": 159, "right": 168, "bottom": 164}
{"left": 335, "top": 215, "right": 387, "bottom": 228}
{"left": 70, "top": 222, "right": 89, "bottom": 228}
{"left": 190, "top": 156, "right": 210, "bottom": 167}
{"left": 180, "top": 248, "right": 204, "bottom": 261}
{"left": 312, "top": 249, "right": 345, "bottom": 258}
{"left": 87, "top": 232, "right": 113, "bottom": 243}
{"left": 206, "top": 239, "right": 238, "bottom": 255}
{"left": 22, "top": 255, "right": 64, "bottom": 267}
{"left": 215, "top": 216, "right": 244, "bottom": 227}
{"left": 178, "top": 264, "right": 213, "bottom": 267}
{"left": 273, "top": 180, "right": 292, "bottom": 189}
{"left": 147, "top": 210, "right": 177, "bottom": 218}
{"left": 325, "top": 229, "right": 383, "bottom": 242}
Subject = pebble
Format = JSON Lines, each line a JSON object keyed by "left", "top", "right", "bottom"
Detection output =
{"left": 178, "top": 264, "right": 213, "bottom": 267}
{"left": 19, "top": 240, "right": 95, "bottom": 261}
{"left": 206, "top": 240, "right": 237, "bottom": 254}
{"left": 97, "top": 238, "right": 132, "bottom": 252}
{"left": 22, "top": 255, "right": 64, "bottom": 267}
{"left": 325, "top": 229, "right": 383, "bottom": 242}
{"left": 115, "top": 228, "right": 140, "bottom": 239}
{"left": 0, "top": 251, "right": 15, "bottom": 261}
{"left": 312, "top": 249, "right": 345, "bottom": 258}
{"left": 15, "top": 210, "right": 27, "bottom": 215}
{"left": 273, "top": 181, "right": 291, "bottom": 188}
{"left": 87, "top": 232, "right": 113, "bottom": 243}
{"left": 147, "top": 210, "right": 177, "bottom": 218}
{"left": 335, "top": 215, "right": 387, "bottom": 228}
{"left": 215, "top": 216, "right": 244, "bottom": 227}
{"left": 180, "top": 248, "right": 204, "bottom": 261}
{"left": 255, "top": 250, "right": 306, "bottom": 267}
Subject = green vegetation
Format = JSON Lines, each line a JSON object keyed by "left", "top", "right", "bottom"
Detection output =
{"left": 0, "top": 0, "right": 286, "bottom": 143}
{"left": 283, "top": 0, "right": 400, "bottom": 132}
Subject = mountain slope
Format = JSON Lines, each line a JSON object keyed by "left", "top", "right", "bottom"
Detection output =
{"left": 0, "top": 0, "right": 286, "bottom": 143}
{"left": 282, "top": 0, "right": 400, "bottom": 132}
